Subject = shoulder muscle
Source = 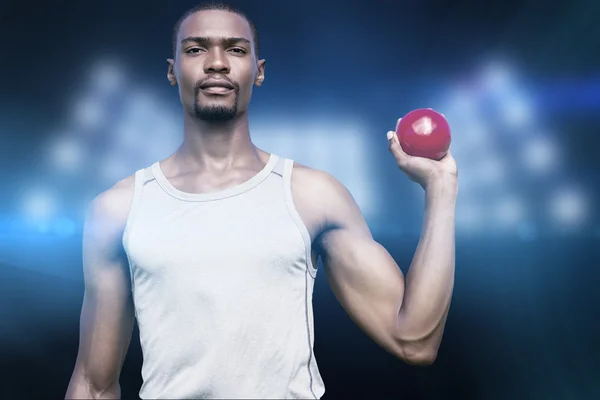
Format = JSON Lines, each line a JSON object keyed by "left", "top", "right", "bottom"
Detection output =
{"left": 290, "top": 162, "right": 371, "bottom": 240}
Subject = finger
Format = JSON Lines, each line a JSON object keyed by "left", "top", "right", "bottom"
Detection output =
{"left": 387, "top": 131, "right": 409, "bottom": 167}
{"left": 386, "top": 130, "right": 398, "bottom": 147}
{"left": 387, "top": 130, "right": 407, "bottom": 154}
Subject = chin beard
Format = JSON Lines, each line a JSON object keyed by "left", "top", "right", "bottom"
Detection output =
{"left": 193, "top": 81, "right": 240, "bottom": 123}
{"left": 193, "top": 103, "right": 238, "bottom": 122}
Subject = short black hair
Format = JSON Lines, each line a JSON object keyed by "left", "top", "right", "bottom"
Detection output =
{"left": 172, "top": 2, "right": 260, "bottom": 58}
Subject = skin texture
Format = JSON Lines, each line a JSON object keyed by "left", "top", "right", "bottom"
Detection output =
{"left": 66, "top": 8, "right": 458, "bottom": 399}
{"left": 65, "top": 177, "right": 136, "bottom": 399}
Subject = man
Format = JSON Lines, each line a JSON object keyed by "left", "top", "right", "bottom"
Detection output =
{"left": 66, "top": 2, "right": 458, "bottom": 399}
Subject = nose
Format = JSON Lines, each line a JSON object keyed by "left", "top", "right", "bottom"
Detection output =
{"left": 203, "top": 48, "right": 230, "bottom": 74}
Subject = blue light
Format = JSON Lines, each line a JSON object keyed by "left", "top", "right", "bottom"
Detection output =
{"left": 517, "top": 221, "right": 538, "bottom": 242}
{"left": 53, "top": 217, "right": 76, "bottom": 237}
{"left": 37, "top": 222, "right": 50, "bottom": 234}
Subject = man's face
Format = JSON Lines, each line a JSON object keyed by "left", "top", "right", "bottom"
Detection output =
{"left": 168, "top": 10, "right": 265, "bottom": 122}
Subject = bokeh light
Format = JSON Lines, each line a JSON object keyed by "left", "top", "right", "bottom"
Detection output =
{"left": 22, "top": 190, "right": 56, "bottom": 222}
{"left": 550, "top": 188, "right": 589, "bottom": 228}
{"left": 522, "top": 135, "right": 558, "bottom": 174}
{"left": 48, "top": 135, "right": 86, "bottom": 172}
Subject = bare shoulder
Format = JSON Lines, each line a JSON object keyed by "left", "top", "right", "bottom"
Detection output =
{"left": 81, "top": 174, "right": 137, "bottom": 286}
{"left": 291, "top": 162, "right": 368, "bottom": 235}
{"left": 291, "top": 162, "right": 343, "bottom": 194}
{"left": 86, "top": 174, "right": 136, "bottom": 233}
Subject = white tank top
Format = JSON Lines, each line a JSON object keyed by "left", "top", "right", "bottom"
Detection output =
{"left": 122, "top": 154, "right": 326, "bottom": 399}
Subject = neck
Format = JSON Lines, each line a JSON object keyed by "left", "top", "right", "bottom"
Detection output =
{"left": 175, "top": 109, "right": 260, "bottom": 170}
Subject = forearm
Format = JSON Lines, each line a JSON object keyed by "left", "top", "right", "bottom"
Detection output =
{"left": 397, "top": 177, "right": 457, "bottom": 341}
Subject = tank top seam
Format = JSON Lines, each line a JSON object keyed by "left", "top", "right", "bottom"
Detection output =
{"left": 281, "top": 160, "right": 318, "bottom": 279}
{"left": 303, "top": 266, "right": 318, "bottom": 399}
{"left": 281, "top": 159, "right": 318, "bottom": 399}
{"left": 150, "top": 154, "right": 280, "bottom": 202}
{"left": 122, "top": 168, "right": 148, "bottom": 305}
{"left": 149, "top": 180, "right": 276, "bottom": 203}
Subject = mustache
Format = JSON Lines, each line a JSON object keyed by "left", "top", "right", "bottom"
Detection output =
{"left": 194, "top": 76, "right": 239, "bottom": 93}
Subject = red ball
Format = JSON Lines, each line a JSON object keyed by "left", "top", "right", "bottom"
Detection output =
{"left": 396, "top": 108, "right": 451, "bottom": 160}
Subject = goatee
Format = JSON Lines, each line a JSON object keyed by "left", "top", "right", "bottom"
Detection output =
{"left": 193, "top": 79, "right": 240, "bottom": 122}
{"left": 194, "top": 103, "right": 238, "bottom": 122}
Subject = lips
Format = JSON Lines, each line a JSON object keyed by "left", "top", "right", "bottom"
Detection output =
{"left": 200, "top": 86, "right": 233, "bottom": 94}
{"left": 198, "top": 79, "right": 235, "bottom": 96}
{"left": 199, "top": 80, "right": 235, "bottom": 90}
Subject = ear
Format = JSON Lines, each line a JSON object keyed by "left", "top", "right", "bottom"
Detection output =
{"left": 167, "top": 58, "right": 177, "bottom": 86}
{"left": 254, "top": 59, "right": 266, "bottom": 87}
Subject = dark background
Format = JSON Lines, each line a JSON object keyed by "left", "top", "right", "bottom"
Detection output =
{"left": 1, "top": 0, "right": 599, "bottom": 399}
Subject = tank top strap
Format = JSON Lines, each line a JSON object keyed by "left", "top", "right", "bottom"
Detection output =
{"left": 123, "top": 166, "right": 151, "bottom": 249}
{"left": 141, "top": 165, "right": 155, "bottom": 183}
{"left": 282, "top": 158, "right": 295, "bottom": 187}
{"left": 280, "top": 158, "right": 317, "bottom": 278}
{"left": 271, "top": 155, "right": 286, "bottom": 177}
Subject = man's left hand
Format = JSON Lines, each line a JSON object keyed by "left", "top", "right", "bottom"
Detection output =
{"left": 387, "top": 118, "right": 458, "bottom": 190}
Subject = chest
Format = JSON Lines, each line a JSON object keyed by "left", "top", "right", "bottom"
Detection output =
{"left": 126, "top": 197, "right": 311, "bottom": 281}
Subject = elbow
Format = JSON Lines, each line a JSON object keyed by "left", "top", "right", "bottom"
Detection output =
{"left": 394, "top": 336, "right": 439, "bottom": 366}
{"left": 401, "top": 344, "right": 438, "bottom": 366}
{"left": 67, "top": 370, "right": 120, "bottom": 399}
{"left": 393, "top": 316, "right": 445, "bottom": 366}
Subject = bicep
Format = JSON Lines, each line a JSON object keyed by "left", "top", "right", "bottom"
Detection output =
{"left": 321, "top": 228, "right": 406, "bottom": 356}
{"left": 315, "top": 174, "right": 407, "bottom": 357}
{"left": 72, "top": 188, "right": 135, "bottom": 390}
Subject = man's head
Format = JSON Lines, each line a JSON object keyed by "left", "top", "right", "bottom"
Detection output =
{"left": 167, "top": 3, "right": 265, "bottom": 123}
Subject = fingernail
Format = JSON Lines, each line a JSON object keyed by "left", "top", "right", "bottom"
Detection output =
{"left": 387, "top": 131, "right": 394, "bottom": 140}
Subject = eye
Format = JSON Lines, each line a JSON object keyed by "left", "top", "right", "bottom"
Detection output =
{"left": 229, "top": 48, "right": 247, "bottom": 55}
{"left": 185, "top": 47, "right": 204, "bottom": 54}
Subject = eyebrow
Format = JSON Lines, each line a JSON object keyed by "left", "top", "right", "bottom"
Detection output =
{"left": 180, "top": 36, "right": 251, "bottom": 47}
